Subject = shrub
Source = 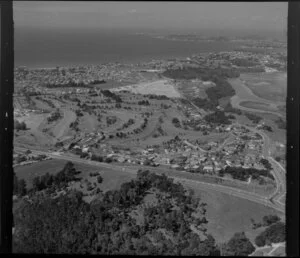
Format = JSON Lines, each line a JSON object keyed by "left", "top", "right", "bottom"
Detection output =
{"left": 254, "top": 222, "right": 285, "bottom": 247}
{"left": 223, "top": 232, "right": 255, "bottom": 256}
{"left": 172, "top": 117, "right": 181, "bottom": 128}
{"left": 244, "top": 113, "right": 262, "bottom": 124}
{"left": 204, "top": 110, "right": 231, "bottom": 125}
{"left": 89, "top": 172, "right": 100, "bottom": 177}
{"left": 97, "top": 175, "right": 103, "bottom": 184}
{"left": 14, "top": 120, "right": 27, "bottom": 130}
{"left": 262, "top": 215, "right": 281, "bottom": 227}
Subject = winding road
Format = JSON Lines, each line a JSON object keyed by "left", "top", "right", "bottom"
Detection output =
{"left": 15, "top": 142, "right": 285, "bottom": 213}
{"left": 14, "top": 77, "right": 286, "bottom": 214}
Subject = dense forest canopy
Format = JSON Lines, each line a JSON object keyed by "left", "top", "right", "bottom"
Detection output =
{"left": 163, "top": 67, "right": 238, "bottom": 110}
{"left": 13, "top": 163, "right": 283, "bottom": 255}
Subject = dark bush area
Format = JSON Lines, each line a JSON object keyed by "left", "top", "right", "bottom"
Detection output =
{"left": 13, "top": 175, "right": 27, "bottom": 197}
{"left": 120, "top": 118, "right": 135, "bottom": 130}
{"left": 91, "top": 154, "right": 104, "bottom": 162}
{"left": 14, "top": 120, "right": 27, "bottom": 130}
{"left": 262, "top": 215, "right": 281, "bottom": 227}
{"left": 163, "top": 67, "right": 238, "bottom": 110}
{"left": 138, "top": 100, "right": 150, "bottom": 106}
{"left": 75, "top": 109, "right": 84, "bottom": 117}
{"left": 261, "top": 124, "right": 273, "bottom": 132}
{"left": 45, "top": 81, "right": 92, "bottom": 88}
{"left": 89, "top": 172, "right": 100, "bottom": 177}
{"left": 260, "top": 158, "right": 273, "bottom": 171}
{"left": 232, "top": 58, "right": 260, "bottom": 67}
{"left": 13, "top": 170, "right": 220, "bottom": 255}
{"left": 145, "top": 94, "right": 169, "bottom": 100}
{"left": 255, "top": 222, "right": 285, "bottom": 247}
{"left": 205, "top": 78, "right": 235, "bottom": 106}
{"left": 172, "top": 117, "right": 181, "bottom": 128}
{"left": 47, "top": 110, "right": 62, "bottom": 123}
{"left": 101, "top": 90, "right": 122, "bottom": 103}
{"left": 224, "top": 102, "right": 242, "bottom": 115}
{"left": 97, "top": 175, "right": 103, "bottom": 184}
{"left": 30, "top": 162, "right": 81, "bottom": 193}
{"left": 244, "top": 113, "right": 262, "bottom": 124}
{"left": 219, "top": 166, "right": 274, "bottom": 182}
{"left": 274, "top": 118, "right": 286, "bottom": 130}
{"left": 204, "top": 110, "right": 232, "bottom": 125}
{"left": 223, "top": 232, "right": 255, "bottom": 256}
{"left": 192, "top": 97, "right": 215, "bottom": 111}
{"left": 106, "top": 116, "right": 117, "bottom": 126}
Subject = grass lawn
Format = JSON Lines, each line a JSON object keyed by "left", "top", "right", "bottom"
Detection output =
{"left": 240, "top": 72, "right": 286, "bottom": 103}
{"left": 239, "top": 101, "right": 276, "bottom": 112}
{"left": 14, "top": 159, "right": 135, "bottom": 191}
{"left": 181, "top": 183, "right": 283, "bottom": 244}
{"left": 271, "top": 246, "right": 286, "bottom": 256}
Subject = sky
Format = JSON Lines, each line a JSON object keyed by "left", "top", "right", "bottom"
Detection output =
{"left": 13, "top": 1, "right": 287, "bottom": 37}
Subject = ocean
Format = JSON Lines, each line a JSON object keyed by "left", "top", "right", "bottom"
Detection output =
{"left": 15, "top": 28, "right": 241, "bottom": 68}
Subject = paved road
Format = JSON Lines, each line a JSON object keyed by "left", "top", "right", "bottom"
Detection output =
{"left": 238, "top": 124, "right": 286, "bottom": 209}
{"left": 15, "top": 146, "right": 284, "bottom": 213}
{"left": 181, "top": 100, "right": 286, "bottom": 212}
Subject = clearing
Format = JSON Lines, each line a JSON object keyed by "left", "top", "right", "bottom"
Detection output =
{"left": 111, "top": 79, "right": 182, "bottom": 98}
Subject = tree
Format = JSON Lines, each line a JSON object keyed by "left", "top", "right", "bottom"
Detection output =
{"left": 262, "top": 215, "right": 281, "bottom": 227}
{"left": 14, "top": 120, "right": 27, "bottom": 130}
{"left": 275, "top": 156, "right": 281, "bottom": 162}
{"left": 17, "top": 179, "right": 27, "bottom": 196}
{"left": 223, "top": 232, "right": 255, "bottom": 256}
{"left": 254, "top": 222, "right": 285, "bottom": 247}
{"left": 32, "top": 176, "right": 41, "bottom": 192}
{"left": 172, "top": 117, "right": 181, "bottom": 128}
{"left": 97, "top": 175, "right": 103, "bottom": 184}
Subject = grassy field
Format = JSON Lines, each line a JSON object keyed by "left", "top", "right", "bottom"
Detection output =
{"left": 184, "top": 184, "right": 283, "bottom": 243}
{"left": 271, "top": 246, "right": 286, "bottom": 256}
{"left": 240, "top": 72, "right": 286, "bottom": 103}
{"left": 251, "top": 247, "right": 273, "bottom": 256}
{"left": 239, "top": 101, "right": 277, "bottom": 112}
{"left": 52, "top": 109, "right": 76, "bottom": 139}
{"left": 14, "top": 159, "right": 135, "bottom": 190}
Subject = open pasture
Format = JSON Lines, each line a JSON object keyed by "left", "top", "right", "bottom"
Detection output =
{"left": 183, "top": 184, "right": 284, "bottom": 243}
{"left": 14, "top": 159, "right": 134, "bottom": 191}
{"left": 240, "top": 72, "right": 286, "bottom": 103}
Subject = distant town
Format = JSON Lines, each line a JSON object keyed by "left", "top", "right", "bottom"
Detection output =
{"left": 13, "top": 34, "right": 286, "bottom": 256}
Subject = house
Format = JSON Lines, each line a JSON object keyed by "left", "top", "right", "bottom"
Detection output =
{"left": 117, "top": 157, "right": 126, "bottom": 163}
{"left": 171, "top": 164, "right": 180, "bottom": 169}
{"left": 225, "top": 160, "right": 232, "bottom": 166}
{"left": 82, "top": 147, "right": 89, "bottom": 153}
{"left": 203, "top": 165, "right": 214, "bottom": 172}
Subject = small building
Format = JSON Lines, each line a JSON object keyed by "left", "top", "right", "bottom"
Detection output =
{"left": 203, "top": 166, "right": 214, "bottom": 172}
{"left": 82, "top": 147, "right": 89, "bottom": 153}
